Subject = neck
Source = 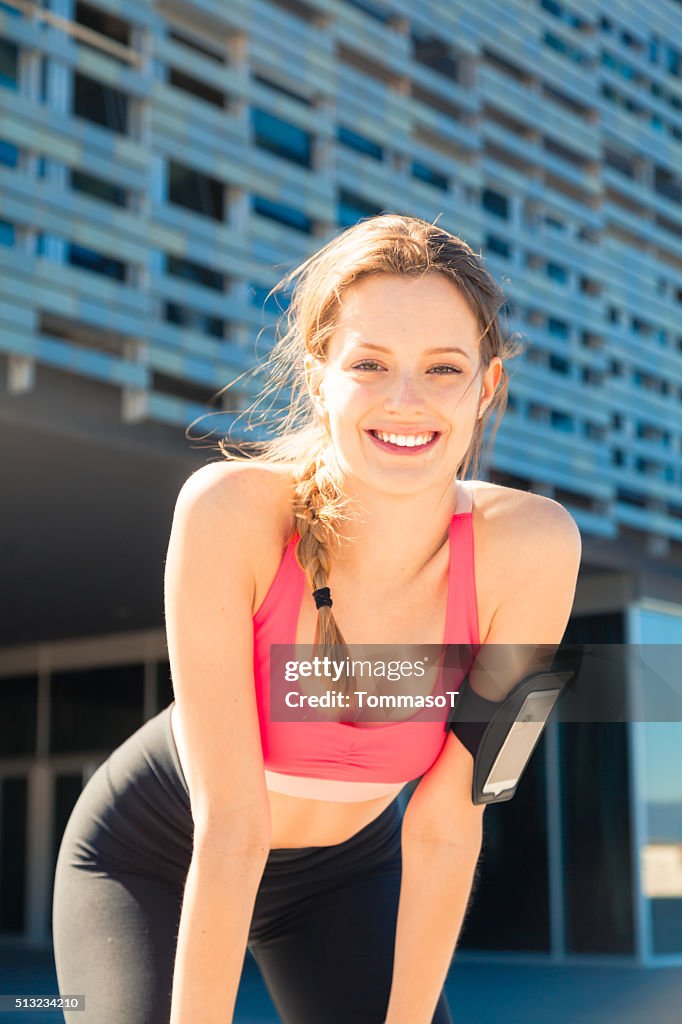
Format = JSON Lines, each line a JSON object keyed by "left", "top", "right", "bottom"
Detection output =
{"left": 327, "top": 477, "right": 462, "bottom": 586}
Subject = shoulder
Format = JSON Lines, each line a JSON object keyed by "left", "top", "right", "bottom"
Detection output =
{"left": 176, "top": 461, "right": 299, "bottom": 615}
{"left": 469, "top": 480, "right": 581, "bottom": 550}
{"left": 470, "top": 482, "right": 582, "bottom": 644}
{"left": 176, "top": 459, "right": 297, "bottom": 558}
{"left": 179, "top": 459, "right": 295, "bottom": 510}
{"left": 464, "top": 483, "right": 581, "bottom": 643}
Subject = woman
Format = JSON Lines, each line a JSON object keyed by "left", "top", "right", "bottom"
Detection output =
{"left": 52, "top": 215, "right": 581, "bottom": 1024}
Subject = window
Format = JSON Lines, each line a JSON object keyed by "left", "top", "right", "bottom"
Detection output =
{"left": 165, "top": 253, "right": 224, "bottom": 292}
{"left": 412, "top": 83, "right": 465, "bottom": 121}
{"left": 548, "top": 317, "right": 569, "bottom": 339}
{"left": 68, "top": 243, "right": 126, "bottom": 281}
{"left": 485, "top": 234, "right": 510, "bottom": 258}
{"left": 337, "top": 125, "right": 383, "bottom": 160}
{"left": 337, "top": 43, "right": 397, "bottom": 86}
{"left": 0, "top": 675, "right": 37, "bottom": 757}
{"left": 411, "top": 31, "right": 460, "bottom": 82}
{"left": 0, "top": 219, "right": 15, "bottom": 246}
{"left": 0, "top": 37, "right": 18, "bottom": 90}
{"left": 72, "top": 71, "right": 128, "bottom": 134}
{"left": 39, "top": 310, "right": 128, "bottom": 358}
{"left": 549, "top": 353, "right": 570, "bottom": 374}
{"left": 164, "top": 301, "right": 225, "bottom": 338}
{"left": 411, "top": 161, "right": 448, "bottom": 191}
{"left": 168, "top": 68, "right": 226, "bottom": 109}
{"left": 544, "top": 137, "right": 589, "bottom": 169}
{"left": 547, "top": 261, "right": 568, "bottom": 284}
{"left": 252, "top": 195, "right": 313, "bottom": 233}
{"left": 168, "top": 27, "right": 225, "bottom": 64}
{"left": 252, "top": 108, "right": 312, "bottom": 168}
{"left": 482, "top": 47, "right": 530, "bottom": 84}
{"left": 0, "top": 137, "right": 18, "bottom": 167}
{"left": 605, "top": 146, "right": 637, "bottom": 179}
{"left": 654, "top": 165, "right": 682, "bottom": 203}
{"left": 70, "top": 168, "right": 127, "bottom": 207}
{"left": 482, "top": 188, "right": 509, "bottom": 219}
{"left": 252, "top": 73, "right": 312, "bottom": 106}
{"left": 76, "top": 2, "right": 130, "bottom": 45}
{"left": 168, "top": 160, "right": 224, "bottom": 221}
{"left": 544, "top": 31, "right": 590, "bottom": 65}
{"left": 152, "top": 371, "right": 218, "bottom": 405}
{"left": 551, "top": 409, "right": 574, "bottom": 432}
{"left": 341, "top": 0, "right": 392, "bottom": 23}
{"left": 337, "top": 189, "right": 383, "bottom": 228}
{"left": 268, "top": 0, "right": 320, "bottom": 21}
{"left": 50, "top": 664, "right": 144, "bottom": 754}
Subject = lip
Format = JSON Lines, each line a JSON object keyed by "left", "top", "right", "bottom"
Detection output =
{"left": 365, "top": 429, "right": 441, "bottom": 455}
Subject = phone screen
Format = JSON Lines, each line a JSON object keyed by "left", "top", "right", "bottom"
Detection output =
{"left": 482, "top": 690, "right": 562, "bottom": 798}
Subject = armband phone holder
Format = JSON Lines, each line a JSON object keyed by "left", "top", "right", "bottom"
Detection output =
{"left": 448, "top": 651, "right": 581, "bottom": 805}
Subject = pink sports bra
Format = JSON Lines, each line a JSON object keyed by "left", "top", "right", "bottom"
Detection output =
{"left": 252, "top": 483, "right": 481, "bottom": 802}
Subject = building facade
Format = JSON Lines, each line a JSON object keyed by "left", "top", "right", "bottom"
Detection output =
{"left": 0, "top": 0, "right": 681, "bottom": 964}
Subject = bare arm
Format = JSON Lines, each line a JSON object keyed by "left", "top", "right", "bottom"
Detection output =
{"left": 385, "top": 500, "right": 582, "bottom": 1023}
{"left": 170, "top": 835, "right": 270, "bottom": 1024}
{"left": 163, "top": 462, "right": 274, "bottom": 1024}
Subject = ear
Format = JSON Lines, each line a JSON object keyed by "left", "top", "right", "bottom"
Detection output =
{"left": 478, "top": 357, "right": 503, "bottom": 419}
{"left": 304, "top": 353, "right": 326, "bottom": 418}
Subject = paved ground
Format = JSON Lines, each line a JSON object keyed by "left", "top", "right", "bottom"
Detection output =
{"left": 0, "top": 947, "right": 681, "bottom": 1023}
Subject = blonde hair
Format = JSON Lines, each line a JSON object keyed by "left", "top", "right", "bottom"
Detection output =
{"left": 206, "top": 214, "right": 523, "bottom": 713}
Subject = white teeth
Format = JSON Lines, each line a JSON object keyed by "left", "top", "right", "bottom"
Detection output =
{"left": 373, "top": 431, "right": 435, "bottom": 447}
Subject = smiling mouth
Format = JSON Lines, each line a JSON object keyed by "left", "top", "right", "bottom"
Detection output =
{"left": 366, "top": 429, "right": 441, "bottom": 453}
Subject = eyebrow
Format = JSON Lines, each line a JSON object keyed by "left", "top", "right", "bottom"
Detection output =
{"left": 352, "top": 342, "right": 471, "bottom": 360}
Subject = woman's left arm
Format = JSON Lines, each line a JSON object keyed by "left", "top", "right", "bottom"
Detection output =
{"left": 384, "top": 499, "right": 582, "bottom": 1024}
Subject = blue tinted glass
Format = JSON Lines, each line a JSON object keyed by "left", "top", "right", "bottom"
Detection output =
{"left": 337, "top": 125, "right": 383, "bottom": 160}
{"left": 165, "top": 302, "right": 184, "bottom": 326}
{"left": 547, "top": 262, "right": 568, "bottom": 283}
{"left": 252, "top": 195, "right": 312, "bottom": 233}
{"left": 252, "top": 108, "right": 312, "bottom": 168}
{"left": 0, "top": 37, "right": 18, "bottom": 89}
{"left": 548, "top": 317, "right": 569, "bottom": 338}
{"left": 485, "top": 234, "right": 510, "bottom": 258}
{"left": 342, "top": 0, "right": 391, "bottom": 23}
{"left": 68, "top": 243, "right": 125, "bottom": 280}
{"left": 204, "top": 315, "right": 224, "bottom": 338}
{"left": 411, "top": 162, "right": 448, "bottom": 190}
{"left": 551, "top": 410, "right": 573, "bottom": 432}
{"left": 73, "top": 72, "right": 128, "bottom": 133}
{"left": 71, "top": 169, "right": 127, "bottom": 208}
{"left": 165, "top": 302, "right": 224, "bottom": 337}
{"left": 549, "top": 354, "right": 570, "bottom": 373}
{"left": 482, "top": 188, "right": 508, "bottom": 218}
{"left": 0, "top": 219, "right": 14, "bottom": 246}
{"left": 166, "top": 253, "right": 223, "bottom": 291}
{"left": 0, "top": 137, "right": 18, "bottom": 167}
{"left": 337, "top": 190, "right": 382, "bottom": 227}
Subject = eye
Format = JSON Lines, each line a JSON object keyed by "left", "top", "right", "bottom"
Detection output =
{"left": 352, "top": 360, "right": 383, "bottom": 371}
{"left": 428, "top": 365, "right": 463, "bottom": 375}
{"left": 351, "top": 361, "right": 462, "bottom": 375}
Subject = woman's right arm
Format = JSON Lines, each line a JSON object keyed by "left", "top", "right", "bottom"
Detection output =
{"left": 163, "top": 462, "right": 274, "bottom": 1024}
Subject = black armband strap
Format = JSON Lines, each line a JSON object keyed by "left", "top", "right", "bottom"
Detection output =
{"left": 447, "top": 649, "right": 582, "bottom": 805}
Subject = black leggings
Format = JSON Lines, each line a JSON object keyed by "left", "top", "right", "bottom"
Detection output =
{"left": 52, "top": 702, "right": 454, "bottom": 1024}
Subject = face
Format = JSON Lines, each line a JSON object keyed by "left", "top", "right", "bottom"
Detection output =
{"left": 305, "top": 273, "right": 502, "bottom": 493}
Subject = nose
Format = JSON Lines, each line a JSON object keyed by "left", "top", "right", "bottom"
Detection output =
{"left": 382, "top": 370, "right": 425, "bottom": 416}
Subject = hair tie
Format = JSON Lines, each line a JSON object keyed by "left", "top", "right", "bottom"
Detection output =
{"left": 312, "top": 586, "right": 332, "bottom": 610}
